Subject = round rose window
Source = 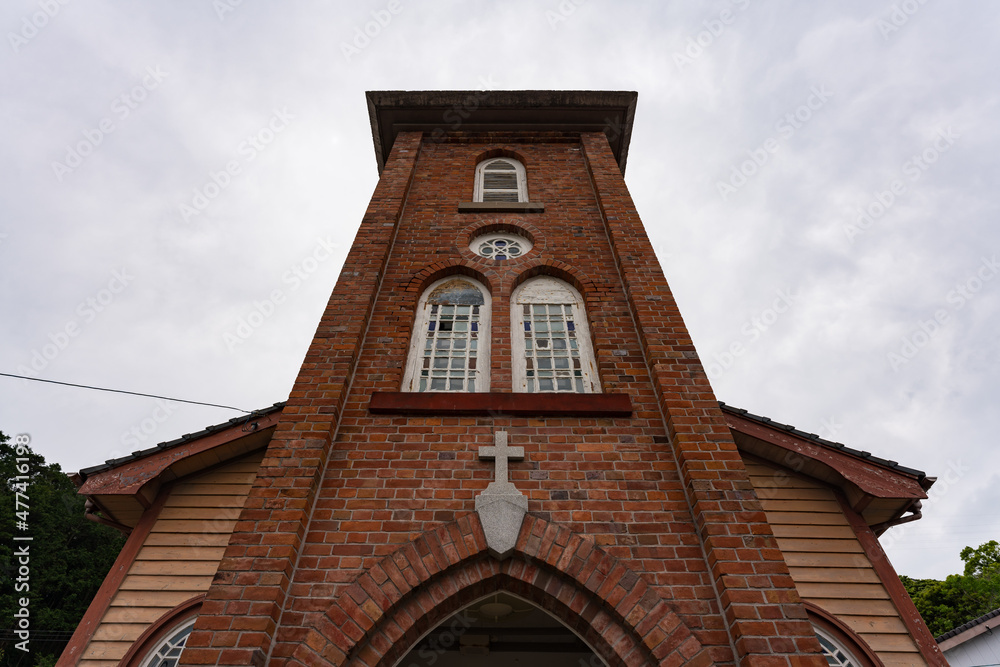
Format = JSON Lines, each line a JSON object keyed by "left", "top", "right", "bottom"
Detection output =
{"left": 470, "top": 233, "right": 532, "bottom": 260}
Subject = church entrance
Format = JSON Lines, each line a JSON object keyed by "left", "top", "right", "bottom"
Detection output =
{"left": 396, "top": 592, "right": 604, "bottom": 667}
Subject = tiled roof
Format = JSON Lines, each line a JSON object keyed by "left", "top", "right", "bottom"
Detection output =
{"left": 719, "top": 402, "right": 928, "bottom": 481}
{"left": 77, "top": 402, "right": 285, "bottom": 479}
{"left": 936, "top": 607, "right": 1000, "bottom": 642}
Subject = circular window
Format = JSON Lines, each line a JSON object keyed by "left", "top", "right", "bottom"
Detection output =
{"left": 471, "top": 233, "right": 532, "bottom": 260}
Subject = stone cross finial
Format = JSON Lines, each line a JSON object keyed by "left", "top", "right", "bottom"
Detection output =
{"left": 475, "top": 430, "right": 528, "bottom": 560}
{"left": 478, "top": 430, "right": 524, "bottom": 492}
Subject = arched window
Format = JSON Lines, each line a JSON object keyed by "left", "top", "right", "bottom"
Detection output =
{"left": 469, "top": 232, "right": 533, "bottom": 260}
{"left": 512, "top": 276, "right": 599, "bottom": 393}
{"left": 474, "top": 157, "right": 528, "bottom": 202}
{"left": 805, "top": 604, "right": 881, "bottom": 667}
{"left": 815, "top": 626, "right": 863, "bottom": 667}
{"left": 402, "top": 276, "right": 491, "bottom": 392}
{"left": 139, "top": 618, "right": 195, "bottom": 667}
{"left": 119, "top": 595, "right": 204, "bottom": 667}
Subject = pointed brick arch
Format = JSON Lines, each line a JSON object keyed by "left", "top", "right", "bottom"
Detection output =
{"left": 288, "top": 514, "right": 713, "bottom": 667}
{"left": 403, "top": 261, "right": 494, "bottom": 298}
{"left": 507, "top": 259, "right": 600, "bottom": 301}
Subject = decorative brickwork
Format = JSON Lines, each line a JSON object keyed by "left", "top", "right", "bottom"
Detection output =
{"left": 286, "top": 513, "right": 711, "bottom": 667}
{"left": 456, "top": 217, "right": 544, "bottom": 265}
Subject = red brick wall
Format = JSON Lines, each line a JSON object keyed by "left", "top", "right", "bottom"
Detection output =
{"left": 180, "top": 131, "right": 826, "bottom": 667}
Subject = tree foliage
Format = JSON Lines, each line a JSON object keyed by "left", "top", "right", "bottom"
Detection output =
{"left": 902, "top": 540, "right": 1000, "bottom": 638}
{"left": 0, "top": 431, "right": 126, "bottom": 666}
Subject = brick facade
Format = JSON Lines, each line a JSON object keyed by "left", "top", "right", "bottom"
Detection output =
{"left": 179, "top": 95, "right": 828, "bottom": 666}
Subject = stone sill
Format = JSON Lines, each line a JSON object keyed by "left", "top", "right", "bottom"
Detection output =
{"left": 369, "top": 392, "right": 632, "bottom": 417}
{"left": 458, "top": 202, "right": 545, "bottom": 213}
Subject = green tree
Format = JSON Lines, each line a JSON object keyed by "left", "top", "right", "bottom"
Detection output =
{"left": 0, "top": 431, "right": 126, "bottom": 666}
{"left": 903, "top": 540, "right": 1000, "bottom": 637}
{"left": 961, "top": 540, "right": 1000, "bottom": 577}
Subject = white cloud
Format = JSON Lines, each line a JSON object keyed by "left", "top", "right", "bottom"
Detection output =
{"left": 0, "top": 0, "right": 997, "bottom": 580}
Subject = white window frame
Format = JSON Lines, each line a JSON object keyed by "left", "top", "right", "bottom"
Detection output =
{"left": 511, "top": 276, "right": 600, "bottom": 393}
{"left": 139, "top": 617, "right": 196, "bottom": 667}
{"left": 473, "top": 157, "right": 528, "bottom": 203}
{"left": 469, "top": 232, "right": 533, "bottom": 260}
{"left": 814, "top": 626, "right": 862, "bottom": 667}
{"left": 402, "top": 276, "right": 491, "bottom": 393}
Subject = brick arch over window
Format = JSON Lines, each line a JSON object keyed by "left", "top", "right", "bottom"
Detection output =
{"left": 472, "top": 147, "right": 529, "bottom": 168}
{"left": 507, "top": 259, "right": 599, "bottom": 300}
{"left": 403, "top": 261, "right": 493, "bottom": 298}
{"left": 290, "top": 514, "right": 712, "bottom": 667}
{"left": 458, "top": 218, "right": 544, "bottom": 266}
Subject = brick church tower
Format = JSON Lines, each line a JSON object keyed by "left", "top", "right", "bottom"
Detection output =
{"left": 172, "top": 90, "right": 826, "bottom": 666}
{"left": 64, "top": 90, "right": 936, "bottom": 667}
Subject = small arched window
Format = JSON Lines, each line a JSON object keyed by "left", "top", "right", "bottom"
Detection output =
{"left": 805, "top": 604, "right": 880, "bottom": 667}
{"left": 814, "top": 626, "right": 863, "bottom": 667}
{"left": 512, "top": 276, "right": 599, "bottom": 393}
{"left": 120, "top": 595, "right": 203, "bottom": 667}
{"left": 474, "top": 158, "right": 528, "bottom": 203}
{"left": 402, "top": 276, "right": 491, "bottom": 392}
{"left": 139, "top": 617, "right": 195, "bottom": 667}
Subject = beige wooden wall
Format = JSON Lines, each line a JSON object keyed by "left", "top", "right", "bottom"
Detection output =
{"left": 76, "top": 451, "right": 263, "bottom": 666}
{"left": 744, "top": 459, "right": 924, "bottom": 667}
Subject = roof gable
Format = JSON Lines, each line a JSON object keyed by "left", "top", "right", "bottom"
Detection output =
{"left": 723, "top": 403, "right": 932, "bottom": 532}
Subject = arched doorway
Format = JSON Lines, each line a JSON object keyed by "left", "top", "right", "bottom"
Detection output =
{"left": 294, "top": 515, "right": 713, "bottom": 666}
{"left": 396, "top": 591, "right": 603, "bottom": 667}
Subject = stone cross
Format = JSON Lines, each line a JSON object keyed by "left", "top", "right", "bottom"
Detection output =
{"left": 475, "top": 430, "right": 528, "bottom": 560}
{"left": 478, "top": 430, "right": 524, "bottom": 492}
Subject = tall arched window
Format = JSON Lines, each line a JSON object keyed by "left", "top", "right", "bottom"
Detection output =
{"left": 474, "top": 157, "right": 528, "bottom": 202}
{"left": 402, "top": 276, "right": 491, "bottom": 392}
{"left": 512, "top": 276, "right": 599, "bottom": 393}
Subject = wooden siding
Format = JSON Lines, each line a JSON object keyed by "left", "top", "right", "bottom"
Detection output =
{"left": 76, "top": 452, "right": 262, "bottom": 666}
{"left": 745, "top": 460, "right": 926, "bottom": 667}
{"left": 944, "top": 628, "right": 1000, "bottom": 667}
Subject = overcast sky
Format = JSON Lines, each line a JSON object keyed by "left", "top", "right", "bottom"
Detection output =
{"left": 2, "top": 1, "right": 998, "bottom": 581}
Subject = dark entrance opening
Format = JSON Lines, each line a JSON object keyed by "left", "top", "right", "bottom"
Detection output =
{"left": 396, "top": 591, "right": 604, "bottom": 667}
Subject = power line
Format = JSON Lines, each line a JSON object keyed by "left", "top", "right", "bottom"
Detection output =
{"left": 0, "top": 372, "right": 252, "bottom": 413}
